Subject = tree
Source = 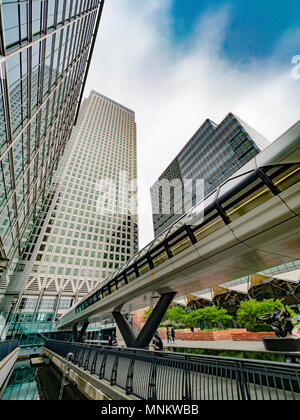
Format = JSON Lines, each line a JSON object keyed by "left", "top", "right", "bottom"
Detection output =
{"left": 236, "top": 299, "right": 296, "bottom": 332}
{"left": 164, "top": 306, "right": 187, "bottom": 325}
{"left": 144, "top": 307, "right": 154, "bottom": 320}
{"left": 185, "top": 306, "right": 232, "bottom": 329}
{"left": 143, "top": 306, "right": 187, "bottom": 327}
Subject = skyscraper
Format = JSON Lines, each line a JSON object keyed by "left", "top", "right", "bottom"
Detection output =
{"left": 0, "top": 0, "right": 105, "bottom": 305}
{"left": 151, "top": 113, "right": 270, "bottom": 237}
{"left": 12, "top": 91, "right": 138, "bottom": 324}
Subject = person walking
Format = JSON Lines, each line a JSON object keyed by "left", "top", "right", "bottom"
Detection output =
{"left": 171, "top": 328, "right": 175, "bottom": 343}
{"left": 152, "top": 331, "right": 163, "bottom": 351}
{"left": 166, "top": 327, "right": 171, "bottom": 343}
{"left": 108, "top": 334, "right": 117, "bottom": 346}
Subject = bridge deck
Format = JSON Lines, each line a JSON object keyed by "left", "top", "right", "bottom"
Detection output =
{"left": 44, "top": 339, "right": 300, "bottom": 400}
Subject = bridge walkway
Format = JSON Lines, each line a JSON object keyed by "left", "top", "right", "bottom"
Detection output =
{"left": 43, "top": 339, "right": 300, "bottom": 400}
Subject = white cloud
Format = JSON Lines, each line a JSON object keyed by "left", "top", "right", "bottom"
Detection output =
{"left": 84, "top": 0, "right": 300, "bottom": 248}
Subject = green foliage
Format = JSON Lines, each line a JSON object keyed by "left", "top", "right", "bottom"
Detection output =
{"left": 165, "top": 306, "right": 187, "bottom": 325}
{"left": 185, "top": 306, "right": 232, "bottom": 328}
{"left": 144, "top": 305, "right": 232, "bottom": 329}
{"left": 144, "top": 299, "right": 296, "bottom": 332}
{"left": 236, "top": 299, "right": 296, "bottom": 332}
{"left": 144, "top": 307, "right": 153, "bottom": 319}
{"left": 144, "top": 306, "right": 187, "bottom": 326}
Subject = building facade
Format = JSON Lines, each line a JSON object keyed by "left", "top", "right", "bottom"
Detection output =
{"left": 13, "top": 91, "right": 138, "bottom": 324}
{"left": 151, "top": 113, "right": 270, "bottom": 237}
{"left": 0, "top": 0, "right": 105, "bottom": 304}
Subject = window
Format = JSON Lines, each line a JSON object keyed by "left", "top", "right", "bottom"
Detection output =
{"left": 58, "top": 298, "right": 72, "bottom": 310}
{"left": 19, "top": 297, "right": 38, "bottom": 310}
{"left": 39, "top": 297, "right": 56, "bottom": 311}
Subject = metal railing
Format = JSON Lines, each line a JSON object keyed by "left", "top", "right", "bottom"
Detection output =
{"left": 0, "top": 339, "right": 19, "bottom": 362}
{"left": 44, "top": 339, "right": 300, "bottom": 400}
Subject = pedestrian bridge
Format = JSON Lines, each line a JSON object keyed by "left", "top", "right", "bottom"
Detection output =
{"left": 43, "top": 339, "right": 300, "bottom": 400}
{"left": 58, "top": 120, "right": 300, "bottom": 341}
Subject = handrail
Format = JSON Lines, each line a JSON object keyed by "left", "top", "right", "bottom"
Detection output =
{"left": 44, "top": 339, "right": 300, "bottom": 400}
{"left": 0, "top": 339, "right": 19, "bottom": 362}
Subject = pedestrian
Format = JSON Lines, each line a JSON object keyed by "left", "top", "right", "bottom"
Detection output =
{"left": 112, "top": 335, "right": 118, "bottom": 346}
{"left": 166, "top": 327, "right": 171, "bottom": 343}
{"left": 151, "top": 331, "right": 163, "bottom": 351}
{"left": 171, "top": 328, "right": 175, "bottom": 343}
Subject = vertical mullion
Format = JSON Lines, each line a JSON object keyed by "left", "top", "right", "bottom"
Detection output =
{"left": 26, "top": 1, "right": 33, "bottom": 220}
{"left": 0, "top": 6, "right": 21, "bottom": 251}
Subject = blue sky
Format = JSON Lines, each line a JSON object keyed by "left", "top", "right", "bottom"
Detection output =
{"left": 87, "top": 0, "right": 300, "bottom": 246}
{"left": 170, "top": 0, "right": 300, "bottom": 64}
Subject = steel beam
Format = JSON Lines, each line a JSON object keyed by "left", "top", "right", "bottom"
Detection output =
{"left": 113, "top": 292, "right": 177, "bottom": 348}
{"left": 134, "top": 292, "right": 176, "bottom": 348}
{"left": 72, "top": 323, "right": 78, "bottom": 342}
{"left": 112, "top": 311, "right": 136, "bottom": 348}
{"left": 77, "top": 321, "right": 89, "bottom": 343}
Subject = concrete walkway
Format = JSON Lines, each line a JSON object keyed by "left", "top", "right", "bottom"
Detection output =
{"left": 162, "top": 339, "right": 300, "bottom": 356}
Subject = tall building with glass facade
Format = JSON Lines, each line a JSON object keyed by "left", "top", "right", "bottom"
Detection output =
{"left": 0, "top": 0, "right": 105, "bottom": 305}
{"left": 13, "top": 90, "right": 138, "bottom": 323}
{"left": 151, "top": 113, "right": 270, "bottom": 237}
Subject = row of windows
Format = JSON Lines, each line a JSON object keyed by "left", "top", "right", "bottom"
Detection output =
{"left": 19, "top": 296, "right": 73, "bottom": 311}
{"left": 3, "top": 0, "right": 99, "bottom": 50}
{"left": 31, "top": 264, "right": 121, "bottom": 276}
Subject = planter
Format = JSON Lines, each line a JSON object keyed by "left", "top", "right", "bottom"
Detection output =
{"left": 158, "top": 328, "right": 247, "bottom": 341}
{"left": 262, "top": 336, "right": 300, "bottom": 352}
{"left": 231, "top": 331, "right": 275, "bottom": 341}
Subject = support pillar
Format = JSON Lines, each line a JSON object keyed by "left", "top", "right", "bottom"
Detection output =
{"left": 135, "top": 292, "right": 176, "bottom": 348}
{"left": 77, "top": 321, "right": 89, "bottom": 343}
{"left": 113, "top": 291, "right": 176, "bottom": 349}
{"left": 72, "top": 323, "right": 78, "bottom": 342}
{"left": 112, "top": 311, "right": 136, "bottom": 348}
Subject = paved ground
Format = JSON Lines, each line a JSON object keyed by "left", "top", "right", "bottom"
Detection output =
{"left": 162, "top": 339, "right": 300, "bottom": 356}
{"left": 162, "top": 339, "right": 267, "bottom": 352}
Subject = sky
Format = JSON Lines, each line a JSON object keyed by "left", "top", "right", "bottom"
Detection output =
{"left": 84, "top": 0, "right": 300, "bottom": 249}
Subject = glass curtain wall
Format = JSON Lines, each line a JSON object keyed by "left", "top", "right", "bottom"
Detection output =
{"left": 0, "top": 0, "right": 104, "bottom": 293}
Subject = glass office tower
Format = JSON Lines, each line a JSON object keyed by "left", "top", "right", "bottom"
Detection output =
{"left": 151, "top": 113, "right": 270, "bottom": 237}
{"left": 13, "top": 91, "right": 138, "bottom": 324}
{"left": 0, "top": 0, "right": 105, "bottom": 302}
